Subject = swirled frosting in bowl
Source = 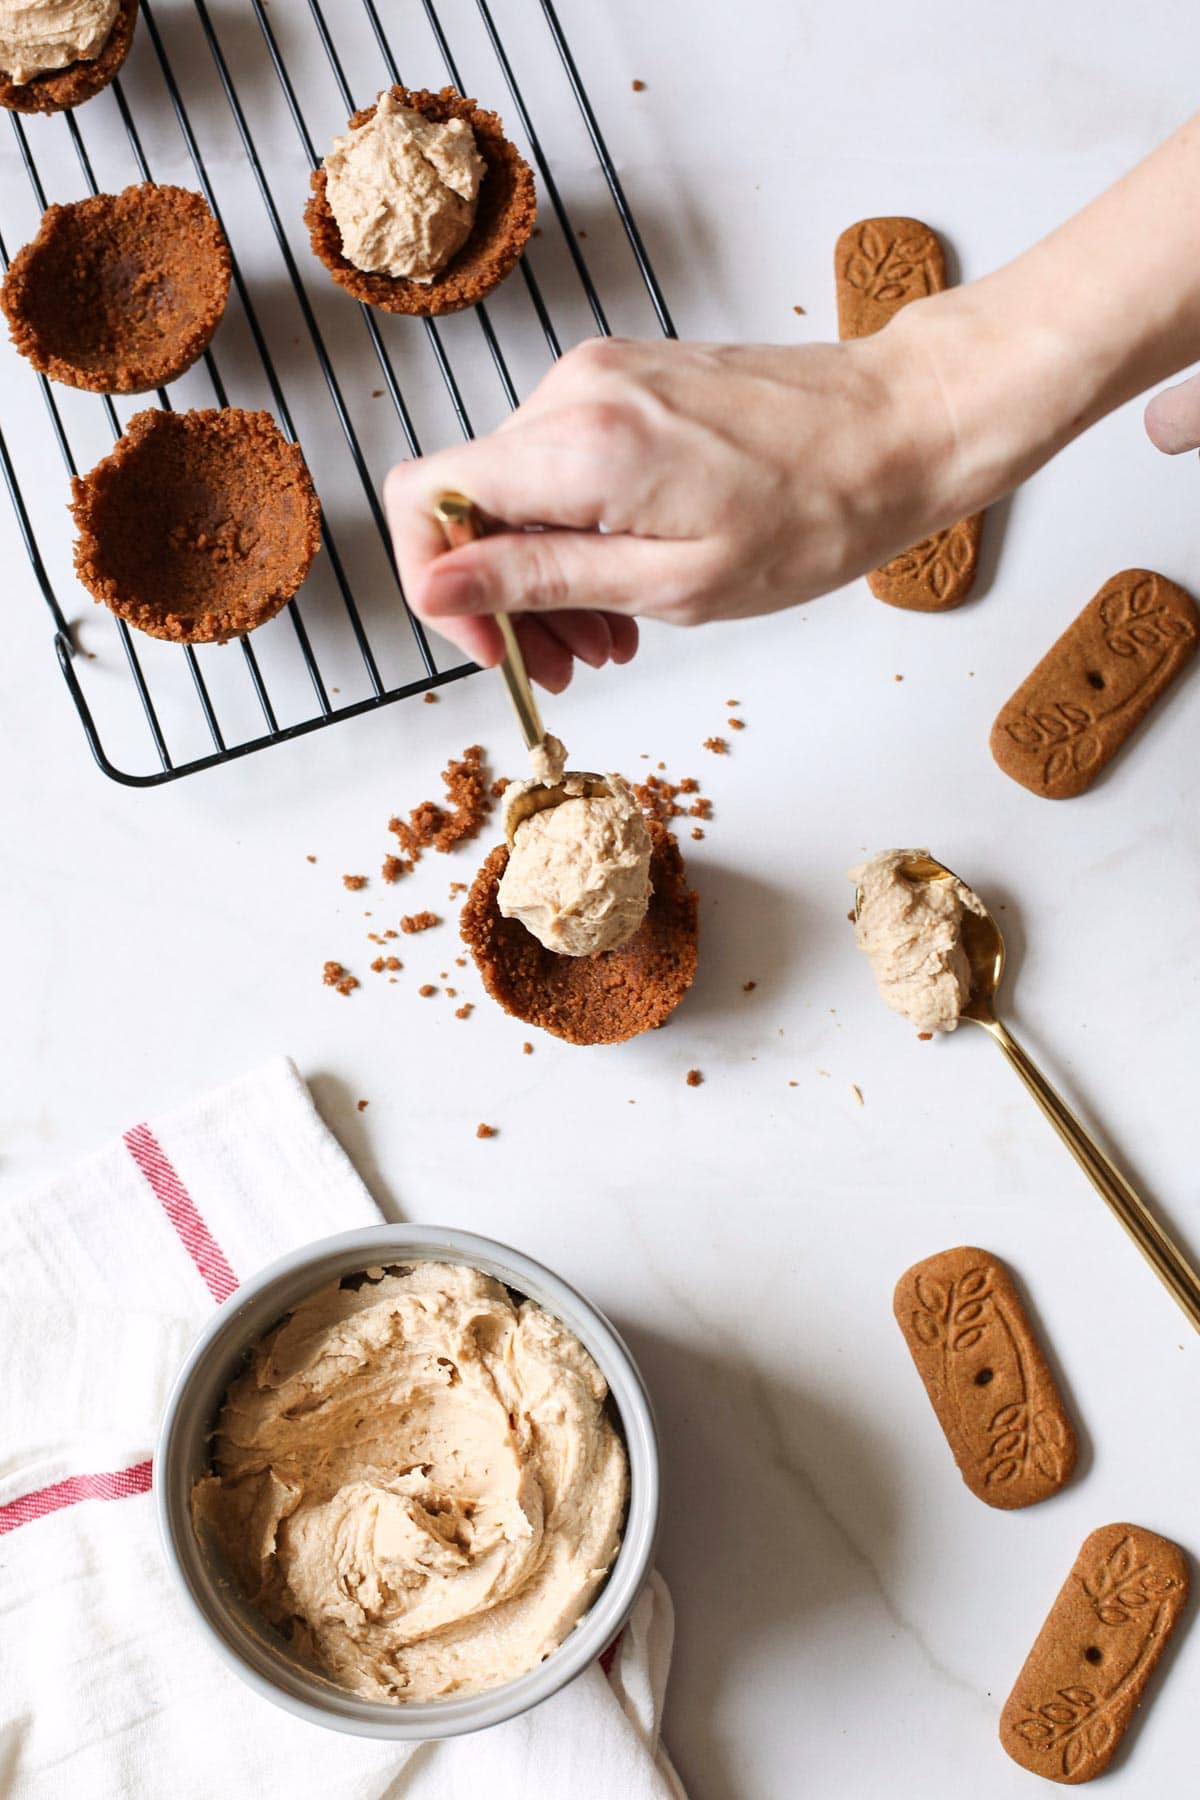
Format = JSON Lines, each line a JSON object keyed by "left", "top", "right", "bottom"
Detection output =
{"left": 191, "top": 1261, "right": 628, "bottom": 1703}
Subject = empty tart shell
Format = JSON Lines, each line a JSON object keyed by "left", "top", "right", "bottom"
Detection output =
{"left": 461, "top": 819, "right": 699, "bottom": 1046}
{"left": 0, "top": 0, "right": 139, "bottom": 114}
{"left": 70, "top": 408, "right": 321, "bottom": 644}
{"left": 305, "top": 85, "right": 537, "bottom": 317}
{"left": 2, "top": 184, "right": 231, "bottom": 394}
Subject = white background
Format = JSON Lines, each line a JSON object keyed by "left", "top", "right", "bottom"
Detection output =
{"left": 2, "top": 2, "right": 1199, "bottom": 1795}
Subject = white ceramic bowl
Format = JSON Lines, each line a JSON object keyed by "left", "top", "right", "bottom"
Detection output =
{"left": 156, "top": 1223, "right": 659, "bottom": 1739}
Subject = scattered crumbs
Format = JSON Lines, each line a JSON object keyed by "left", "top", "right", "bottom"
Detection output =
{"left": 323, "top": 960, "right": 358, "bottom": 996}
{"left": 742, "top": 980, "right": 757, "bottom": 992}
{"left": 332, "top": 687, "right": 340, "bottom": 694}
{"left": 490, "top": 776, "right": 510, "bottom": 800}
{"left": 703, "top": 736, "right": 727, "bottom": 754}
{"left": 424, "top": 691, "right": 439, "bottom": 703}
{"left": 685, "top": 1068, "right": 703, "bottom": 1087}
{"left": 578, "top": 228, "right": 588, "bottom": 238}
{"left": 847, "top": 909, "right": 856, "bottom": 923}
{"left": 818, "top": 1069, "right": 830, "bottom": 1078}
{"left": 367, "top": 932, "right": 383, "bottom": 945}
{"left": 476, "top": 1123, "right": 496, "bottom": 1139}
{"left": 788, "top": 1080, "right": 798, "bottom": 1087}
{"left": 370, "top": 956, "right": 385, "bottom": 973}
{"left": 631, "top": 77, "right": 646, "bottom": 91}
{"left": 793, "top": 304, "right": 806, "bottom": 316}
{"left": 418, "top": 984, "right": 437, "bottom": 998}
{"left": 388, "top": 744, "right": 492, "bottom": 864}
{"left": 522, "top": 1042, "right": 533, "bottom": 1055}
{"left": 656, "top": 760, "right": 666, "bottom": 771}
{"left": 678, "top": 777, "right": 699, "bottom": 793}
{"left": 363, "top": 911, "right": 372, "bottom": 917}
{"left": 725, "top": 699, "right": 739, "bottom": 708}
{"left": 388, "top": 978, "right": 397, "bottom": 984}
{"left": 688, "top": 799, "right": 712, "bottom": 819}
{"left": 446, "top": 986, "right": 457, "bottom": 999}
{"left": 83, "top": 649, "right": 96, "bottom": 658}
{"left": 306, "top": 854, "right": 316, "bottom": 864}
{"left": 385, "top": 956, "right": 401, "bottom": 972}
{"left": 917, "top": 1031, "right": 933, "bottom": 1041}
{"left": 356, "top": 1098, "right": 369, "bottom": 1112}
{"left": 968, "top": 670, "right": 975, "bottom": 678}
{"left": 691, "top": 828, "right": 704, "bottom": 840}
{"left": 456, "top": 957, "right": 467, "bottom": 968}
{"left": 455, "top": 1003, "right": 473, "bottom": 1019}
{"left": 382, "top": 855, "right": 412, "bottom": 883}
{"left": 639, "top": 752, "right": 649, "bottom": 759}
{"left": 850, "top": 1084, "right": 865, "bottom": 1107}
{"left": 401, "top": 911, "right": 440, "bottom": 933}
{"left": 727, "top": 717, "right": 745, "bottom": 731}
{"left": 384, "top": 928, "right": 398, "bottom": 939}
{"left": 342, "top": 874, "right": 367, "bottom": 891}
{"left": 894, "top": 674, "right": 903, "bottom": 683}
{"left": 448, "top": 882, "right": 467, "bottom": 898}
{"left": 440, "top": 972, "right": 448, "bottom": 980}
{"left": 532, "top": 226, "right": 542, "bottom": 237}
{"left": 371, "top": 389, "right": 383, "bottom": 398}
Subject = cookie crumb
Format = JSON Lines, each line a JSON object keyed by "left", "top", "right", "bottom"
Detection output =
{"left": 476, "top": 1123, "right": 496, "bottom": 1139}
{"left": 793, "top": 304, "right": 806, "bottom": 316}
{"left": 356, "top": 1098, "right": 368, "bottom": 1112}
{"left": 388, "top": 744, "right": 492, "bottom": 865}
{"left": 455, "top": 1003, "right": 473, "bottom": 1019}
{"left": 727, "top": 717, "right": 745, "bottom": 731}
{"left": 788, "top": 1080, "right": 798, "bottom": 1087}
{"left": 342, "top": 874, "right": 367, "bottom": 891}
{"left": 448, "top": 882, "right": 467, "bottom": 898}
{"left": 370, "top": 956, "right": 385, "bottom": 973}
{"left": 894, "top": 674, "right": 903, "bottom": 683}
{"left": 423, "top": 691, "right": 438, "bottom": 703}
{"left": 631, "top": 77, "right": 646, "bottom": 91}
{"left": 743, "top": 980, "right": 757, "bottom": 992}
{"left": 446, "top": 986, "right": 457, "bottom": 998}
{"left": 490, "top": 776, "right": 510, "bottom": 799}
{"left": 685, "top": 1068, "right": 703, "bottom": 1087}
{"left": 917, "top": 1031, "right": 933, "bottom": 1041}
{"left": 382, "top": 855, "right": 412, "bottom": 883}
{"left": 371, "top": 388, "right": 383, "bottom": 397}
{"left": 323, "top": 960, "right": 358, "bottom": 995}
{"left": 522, "top": 1042, "right": 533, "bottom": 1054}
{"left": 850, "top": 1083, "right": 865, "bottom": 1106}
{"left": 385, "top": 956, "right": 401, "bottom": 972}
{"left": 306, "top": 854, "right": 316, "bottom": 863}
{"left": 418, "top": 983, "right": 437, "bottom": 997}
{"left": 703, "top": 736, "right": 727, "bottom": 754}
{"left": 691, "top": 827, "right": 704, "bottom": 840}
{"left": 401, "top": 911, "right": 440, "bottom": 934}
{"left": 384, "top": 929, "right": 398, "bottom": 939}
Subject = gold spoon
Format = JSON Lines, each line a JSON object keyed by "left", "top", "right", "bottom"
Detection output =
{"left": 868, "top": 854, "right": 1200, "bottom": 1333}
{"left": 432, "top": 491, "right": 612, "bottom": 842}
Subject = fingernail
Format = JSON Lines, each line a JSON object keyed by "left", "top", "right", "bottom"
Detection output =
{"left": 420, "top": 571, "right": 482, "bottom": 617}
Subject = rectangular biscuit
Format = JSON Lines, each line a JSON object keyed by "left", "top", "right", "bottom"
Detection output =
{"left": 894, "top": 1246, "right": 1077, "bottom": 1509}
{"left": 1000, "top": 1523, "right": 1188, "bottom": 1784}
{"left": 834, "top": 215, "right": 982, "bottom": 611}
{"left": 990, "top": 568, "right": 1198, "bottom": 798}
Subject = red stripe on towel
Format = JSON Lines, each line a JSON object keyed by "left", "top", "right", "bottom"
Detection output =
{"left": 123, "top": 1122, "right": 238, "bottom": 1303}
{"left": 0, "top": 1458, "right": 153, "bottom": 1537}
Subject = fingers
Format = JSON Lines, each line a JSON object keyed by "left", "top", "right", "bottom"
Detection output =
{"left": 1145, "top": 372, "right": 1200, "bottom": 453}
{"left": 411, "top": 527, "right": 704, "bottom": 625}
{"left": 413, "top": 609, "right": 639, "bottom": 692}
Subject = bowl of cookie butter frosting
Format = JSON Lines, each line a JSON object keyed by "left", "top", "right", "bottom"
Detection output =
{"left": 157, "top": 1224, "right": 658, "bottom": 1738}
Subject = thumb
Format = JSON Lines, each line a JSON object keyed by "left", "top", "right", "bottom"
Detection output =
{"left": 1145, "top": 372, "right": 1200, "bottom": 454}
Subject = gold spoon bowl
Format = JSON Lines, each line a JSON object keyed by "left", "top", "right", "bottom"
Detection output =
{"left": 859, "top": 854, "right": 1200, "bottom": 1333}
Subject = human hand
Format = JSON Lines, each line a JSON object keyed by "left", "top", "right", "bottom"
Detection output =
{"left": 383, "top": 332, "right": 960, "bottom": 690}
{"left": 1145, "top": 372, "right": 1200, "bottom": 454}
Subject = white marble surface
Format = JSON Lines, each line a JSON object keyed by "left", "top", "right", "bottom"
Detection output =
{"left": 3, "top": 2, "right": 1200, "bottom": 1795}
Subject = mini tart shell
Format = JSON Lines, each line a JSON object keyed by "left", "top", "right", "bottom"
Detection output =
{"left": 70, "top": 407, "right": 322, "bottom": 645}
{"left": 0, "top": 0, "right": 139, "bottom": 114}
{"left": 2, "top": 184, "right": 231, "bottom": 395}
{"left": 305, "top": 85, "right": 537, "bottom": 316}
{"left": 461, "top": 820, "right": 699, "bottom": 1046}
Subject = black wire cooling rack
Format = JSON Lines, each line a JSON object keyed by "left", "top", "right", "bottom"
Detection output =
{"left": 0, "top": 0, "right": 674, "bottom": 786}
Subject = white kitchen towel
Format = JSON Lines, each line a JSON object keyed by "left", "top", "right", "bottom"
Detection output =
{"left": 0, "top": 1056, "right": 685, "bottom": 1800}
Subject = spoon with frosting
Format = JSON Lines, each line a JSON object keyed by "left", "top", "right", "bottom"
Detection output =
{"left": 433, "top": 493, "right": 652, "bottom": 956}
{"left": 850, "top": 848, "right": 1200, "bottom": 1332}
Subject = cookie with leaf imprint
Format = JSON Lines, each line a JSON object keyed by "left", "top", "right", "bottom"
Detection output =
{"left": 894, "top": 1246, "right": 1077, "bottom": 1509}
{"left": 834, "top": 215, "right": 982, "bottom": 612}
{"left": 1000, "top": 1522, "right": 1188, "bottom": 1784}
{"left": 990, "top": 568, "right": 1198, "bottom": 799}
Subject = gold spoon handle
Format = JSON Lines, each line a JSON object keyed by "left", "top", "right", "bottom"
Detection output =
{"left": 432, "top": 492, "right": 544, "bottom": 751}
{"left": 981, "top": 1016, "right": 1200, "bottom": 1332}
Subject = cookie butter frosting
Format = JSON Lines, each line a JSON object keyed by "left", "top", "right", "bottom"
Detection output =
{"left": 0, "top": 0, "right": 120, "bottom": 83}
{"left": 191, "top": 1262, "right": 628, "bottom": 1703}
{"left": 499, "top": 772, "right": 652, "bottom": 957}
{"left": 323, "top": 90, "right": 485, "bottom": 284}
{"left": 849, "top": 847, "right": 985, "bottom": 1032}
